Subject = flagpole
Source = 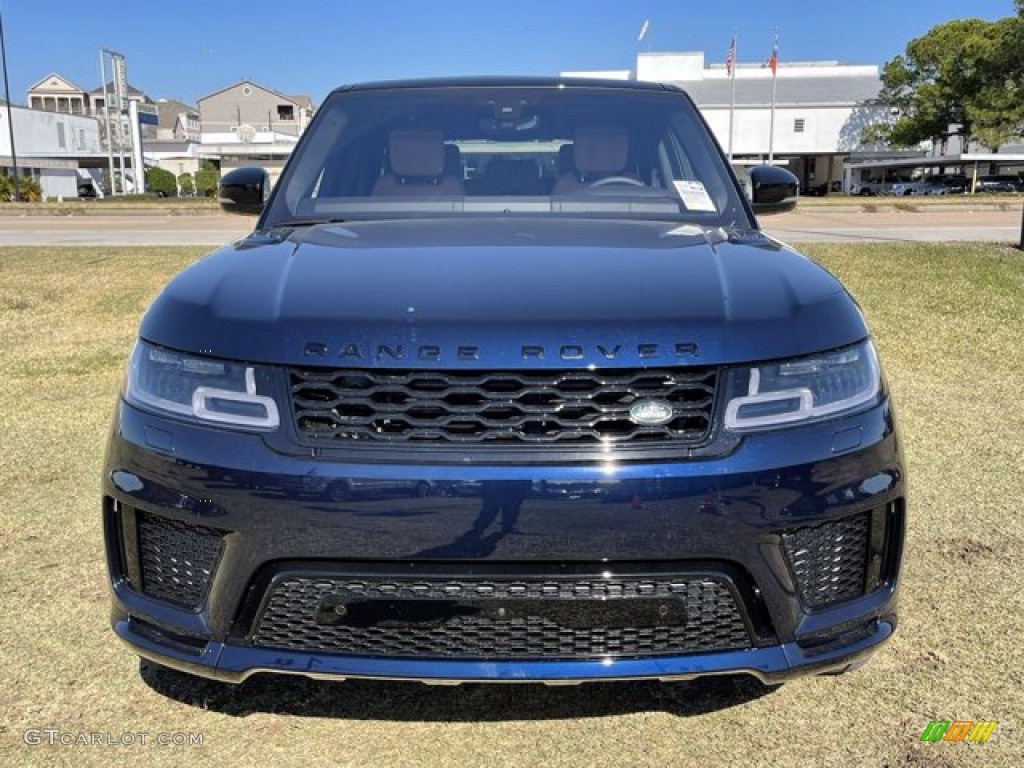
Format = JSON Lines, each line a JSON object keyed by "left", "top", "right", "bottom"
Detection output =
{"left": 0, "top": 8, "right": 20, "bottom": 201}
{"left": 727, "top": 31, "right": 737, "bottom": 162}
{"left": 768, "top": 31, "right": 778, "bottom": 164}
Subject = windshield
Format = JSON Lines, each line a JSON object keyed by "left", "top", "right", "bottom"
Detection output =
{"left": 261, "top": 83, "right": 752, "bottom": 229}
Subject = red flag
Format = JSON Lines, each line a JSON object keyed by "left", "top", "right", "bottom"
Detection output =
{"left": 726, "top": 36, "right": 736, "bottom": 76}
{"left": 768, "top": 35, "right": 779, "bottom": 75}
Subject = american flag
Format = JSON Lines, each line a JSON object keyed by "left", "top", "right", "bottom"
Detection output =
{"left": 726, "top": 36, "right": 736, "bottom": 76}
{"left": 768, "top": 34, "right": 779, "bottom": 76}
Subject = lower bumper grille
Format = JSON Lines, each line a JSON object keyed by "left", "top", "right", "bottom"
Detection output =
{"left": 137, "top": 512, "right": 224, "bottom": 607}
{"left": 782, "top": 513, "right": 870, "bottom": 608}
{"left": 251, "top": 571, "right": 752, "bottom": 660}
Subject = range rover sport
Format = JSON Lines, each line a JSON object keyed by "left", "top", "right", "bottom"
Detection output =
{"left": 103, "top": 77, "right": 905, "bottom": 687}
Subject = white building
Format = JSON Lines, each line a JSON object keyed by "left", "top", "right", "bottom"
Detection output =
{"left": 1, "top": 104, "right": 103, "bottom": 198}
{"left": 564, "top": 51, "right": 889, "bottom": 191}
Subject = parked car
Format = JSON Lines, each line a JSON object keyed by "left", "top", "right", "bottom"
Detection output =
{"left": 850, "top": 179, "right": 886, "bottom": 196}
{"left": 104, "top": 77, "right": 905, "bottom": 690}
{"left": 975, "top": 175, "right": 1024, "bottom": 194}
{"left": 850, "top": 175, "right": 911, "bottom": 196}
{"left": 802, "top": 180, "right": 842, "bottom": 197}
{"left": 77, "top": 182, "right": 98, "bottom": 199}
{"left": 890, "top": 176, "right": 968, "bottom": 196}
{"left": 889, "top": 180, "right": 931, "bottom": 196}
{"left": 930, "top": 176, "right": 969, "bottom": 195}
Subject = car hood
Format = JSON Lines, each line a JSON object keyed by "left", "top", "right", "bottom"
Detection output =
{"left": 141, "top": 218, "right": 867, "bottom": 368}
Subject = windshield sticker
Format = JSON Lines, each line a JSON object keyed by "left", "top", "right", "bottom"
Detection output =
{"left": 673, "top": 180, "right": 717, "bottom": 212}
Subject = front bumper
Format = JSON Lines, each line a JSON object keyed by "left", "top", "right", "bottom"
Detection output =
{"left": 103, "top": 398, "right": 905, "bottom": 685}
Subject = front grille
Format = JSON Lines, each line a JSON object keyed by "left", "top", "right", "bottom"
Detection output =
{"left": 252, "top": 572, "right": 751, "bottom": 660}
{"left": 137, "top": 512, "right": 224, "bottom": 607}
{"left": 289, "top": 366, "right": 717, "bottom": 448}
{"left": 782, "top": 513, "right": 870, "bottom": 608}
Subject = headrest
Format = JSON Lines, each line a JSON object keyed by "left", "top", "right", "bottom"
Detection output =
{"left": 557, "top": 144, "right": 575, "bottom": 174}
{"left": 572, "top": 127, "right": 628, "bottom": 175}
{"left": 389, "top": 129, "right": 446, "bottom": 177}
{"left": 444, "top": 144, "right": 462, "bottom": 176}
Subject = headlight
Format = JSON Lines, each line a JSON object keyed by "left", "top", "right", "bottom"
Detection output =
{"left": 724, "top": 340, "right": 880, "bottom": 432}
{"left": 125, "top": 341, "right": 280, "bottom": 430}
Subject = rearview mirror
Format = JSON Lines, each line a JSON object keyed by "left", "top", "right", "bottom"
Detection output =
{"left": 749, "top": 165, "right": 799, "bottom": 215}
{"left": 218, "top": 166, "right": 270, "bottom": 215}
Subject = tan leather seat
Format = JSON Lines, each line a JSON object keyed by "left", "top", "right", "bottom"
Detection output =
{"left": 551, "top": 127, "right": 631, "bottom": 195}
{"left": 372, "top": 129, "right": 465, "bottom": 196}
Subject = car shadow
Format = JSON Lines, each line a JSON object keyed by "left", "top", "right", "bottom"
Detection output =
{"left": 139, "top": 661, "right": 778, "bottom": 720}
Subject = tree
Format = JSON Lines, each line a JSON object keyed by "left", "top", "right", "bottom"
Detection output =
{"left": 0, "top": 175, "right": 43, "bottom": 202}
{"left": 195, "top": 162, "right": 220, "bottom": 198}
{"left": 177, "top": 172, "right": 195, "bottom": 197}
{"left": 864, "top": 9, "right": 1024, "bottom": 150}
{"left": 145, "top": 167, "right": 178, "bottom": 197}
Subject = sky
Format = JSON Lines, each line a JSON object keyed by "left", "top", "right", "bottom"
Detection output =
{"left": 1, "top": 0, "right": 1018, "bottom": 106}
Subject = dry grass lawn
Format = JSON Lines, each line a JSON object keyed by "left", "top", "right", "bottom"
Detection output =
{"left": 0, "top": 243, "right": 1022, "bottom": 767}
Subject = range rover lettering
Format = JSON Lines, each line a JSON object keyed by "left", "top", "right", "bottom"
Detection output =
{"left": 103, "top": 77, "right": 905, "bottom": 688}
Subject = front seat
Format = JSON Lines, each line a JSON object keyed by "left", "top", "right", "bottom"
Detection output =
{"left": 372, "top": 129, "right": 465, "bottom": 196}
{"left": 552, "top": 126, "right": 632, "bottom": 195}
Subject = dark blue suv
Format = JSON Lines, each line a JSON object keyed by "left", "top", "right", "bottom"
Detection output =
{"left": 103, "top": 78, "right": 905, "bottom": 687}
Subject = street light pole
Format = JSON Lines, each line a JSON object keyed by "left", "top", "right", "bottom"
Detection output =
{"left": 1019, "top": 203, "right": 1023, "bottom": 251}
{"left": 0, "top": 8, "right": 21, "bottom": 201}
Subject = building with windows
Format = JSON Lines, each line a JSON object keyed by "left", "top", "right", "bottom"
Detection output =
{"left": 1, "top": 103, "right": 102, "bottom": 197}
{"left": 26, "top": 73, "right": 91, "bottom": 115}
{"left": 564, "top": 51, "right": 891, "bottom": 192}
{"left": 26, "top": 71, "right": 162, "bottom": 193}
{"left": 155, "top": 100, "right": 200, "bottom": 142}
{"left": 196, "top": 80, "right": 314, "bottom": 180}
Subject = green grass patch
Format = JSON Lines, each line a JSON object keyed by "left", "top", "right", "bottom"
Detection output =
{"left": 0, "top": 244, "right": 1021, "bottom": 768}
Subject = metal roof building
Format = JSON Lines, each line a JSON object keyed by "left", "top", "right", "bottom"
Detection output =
{"left": 564, "top": 51, "right": 891, "bottom": 191}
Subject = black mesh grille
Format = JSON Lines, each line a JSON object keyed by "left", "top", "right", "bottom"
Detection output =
{"left": 782, "top": 513, "right": 870, "bottom": 608}
{"left": 289, "top": 367, "right": 717, "bottom": 448}
{"left": 252, "top": 572, "right": 751, "bottom": 659}
{"left": 137, "top": 512, "right": 224, "bottom": 607}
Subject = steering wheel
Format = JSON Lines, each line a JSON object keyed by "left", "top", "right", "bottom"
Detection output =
{"left": 586, "top": 176, "right": 646, "bottom": 189}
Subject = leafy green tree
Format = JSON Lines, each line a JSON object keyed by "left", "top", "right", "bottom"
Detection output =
{"left": 195, "top": 165, "right": 220, "bottom": 198}
{"left": 865, "top": 9, "right": 1024, "bottom": 150}
{"left": 145, "top": 167, "right": 178, "bottom": 197}
{"left": 177, "top": 172, "right": 195, "bottom": 197}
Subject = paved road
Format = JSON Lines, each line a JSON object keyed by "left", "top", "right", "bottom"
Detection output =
{"left": 0, "top": 208, "right": 1020, "bottom": 246}
{"left": 767, "top": 208, "right": 1022, "bottom": 244}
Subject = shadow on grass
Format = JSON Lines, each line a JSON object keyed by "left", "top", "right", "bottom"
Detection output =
{"left": 139, "top": 661, "right": 778, "bottom": 720}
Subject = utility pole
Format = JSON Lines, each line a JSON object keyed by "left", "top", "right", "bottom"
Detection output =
{"left": 1, "top": 8, "right": 20, "bottom": 201}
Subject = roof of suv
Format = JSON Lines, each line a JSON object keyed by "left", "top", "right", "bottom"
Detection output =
{"left": 331, "top": 76, "right": 678, "bottom": 96}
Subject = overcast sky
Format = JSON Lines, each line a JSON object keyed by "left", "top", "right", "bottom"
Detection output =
{"left": 2, "top": 0, "right": 1017, "bottom": 105}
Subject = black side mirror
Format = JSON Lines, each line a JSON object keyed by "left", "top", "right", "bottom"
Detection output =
{"left": 218, "top": 166, "right": 270, "bottom": 215}
{"left": 749, "top": 165, "right": 799, "bottom": 215}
